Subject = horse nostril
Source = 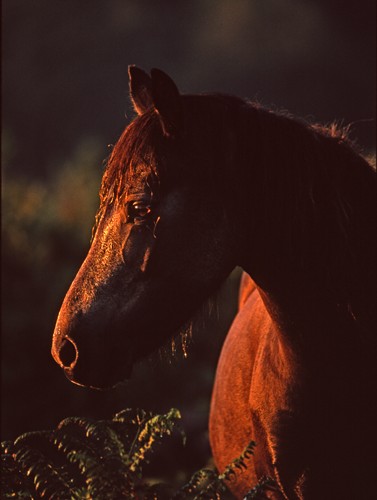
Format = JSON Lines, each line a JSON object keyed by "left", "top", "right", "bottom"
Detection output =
{"left": 58, "top": 337, "right": 78, "bottom": 368}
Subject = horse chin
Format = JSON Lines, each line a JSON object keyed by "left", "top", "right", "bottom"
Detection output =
{"left": 61, "top": 325, "right": 182, "bottom": 390}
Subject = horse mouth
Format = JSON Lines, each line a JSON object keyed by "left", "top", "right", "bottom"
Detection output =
{"left": 63, "top": 362, "right": 133, "bottom": 390}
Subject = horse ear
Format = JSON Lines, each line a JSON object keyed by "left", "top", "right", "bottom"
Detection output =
{"left": 128, "top": 65, "right": 153, "bottom": 115}
{"left": 151, "top": 68, "right": 183, "bottom": 137}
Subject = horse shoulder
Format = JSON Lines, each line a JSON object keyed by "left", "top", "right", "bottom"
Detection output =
{"left": 210, "top": 274, "right": 275, "bottom": 498}
{"left": 238, "top": 271, "right": 257, "bottom": 308}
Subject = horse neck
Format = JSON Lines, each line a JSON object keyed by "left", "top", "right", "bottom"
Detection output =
{"left": 233, "top": 105, "right": 376, "bottom": 351}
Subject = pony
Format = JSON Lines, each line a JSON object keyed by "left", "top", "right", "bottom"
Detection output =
{"left": 52, "top": 67, "right": 376, "bottom": 499}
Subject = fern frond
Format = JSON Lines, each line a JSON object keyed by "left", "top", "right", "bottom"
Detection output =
{"left": 129, "top": 408, "right": 182, "bottom": 473}
{"left": 1, "top": 440, "right": 33, "bottom": 499}
{"left": 174, "top": 441, "right": 260, "bottom": 499}
{"left": 53, "top": 418, "right": 134, "bottom": 498}
{"left": 173, "top": 468, "right": 218, "bottom": 498}
{"left": 13, "top": 430, "right": 80, "bottom": 499}
{"left": 218, "top": 440, "right": 256, "bottom": 484}
{"left": 244, "top": 476, "right": 280, "bottom": 499}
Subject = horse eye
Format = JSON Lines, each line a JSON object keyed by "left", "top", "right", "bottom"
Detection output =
{"left": 128, "top": 201, "right": 152, "bottom": 221}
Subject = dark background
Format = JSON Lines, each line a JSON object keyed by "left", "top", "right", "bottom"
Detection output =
{"left": 2, "top": 0, "right": 376, "bottom": 477}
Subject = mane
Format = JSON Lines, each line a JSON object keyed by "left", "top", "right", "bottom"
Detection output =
{"left": 99, "top": 93, "right": 374, "bottom": 215}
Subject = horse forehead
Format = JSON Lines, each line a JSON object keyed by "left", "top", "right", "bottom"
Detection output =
{"left": 125, "top": 161, "right": 159, "bottom": 192}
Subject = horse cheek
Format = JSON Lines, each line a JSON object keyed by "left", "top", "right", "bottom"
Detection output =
{"left": 121, "top": 225, "right": 154, "bottom": 274}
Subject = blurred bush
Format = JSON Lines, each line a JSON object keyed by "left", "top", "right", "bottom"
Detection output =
{"left": 2, "top": 138, "right": 103, "bottom": 328}
{"left": 2, "top": 138, "right": 101, "bottom": 433}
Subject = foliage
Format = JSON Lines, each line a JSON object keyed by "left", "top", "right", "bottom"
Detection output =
{"left": 1, "top": 408, "right": 278, "bottom": 499}
{"left": 1, "top": 408, "right": 181, "bottom": 499}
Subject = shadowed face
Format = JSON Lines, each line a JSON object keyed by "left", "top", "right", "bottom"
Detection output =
{"left": 51, "top": 68, "right": 236, "bottom": 388}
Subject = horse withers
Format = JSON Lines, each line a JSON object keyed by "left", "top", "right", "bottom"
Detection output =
{"left": 52, "top": 67, "right": 376, "bottom": 498}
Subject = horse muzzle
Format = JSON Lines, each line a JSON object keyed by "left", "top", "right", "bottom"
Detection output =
{"left": 52, "top": 333, "right": 133, "bottom": 390}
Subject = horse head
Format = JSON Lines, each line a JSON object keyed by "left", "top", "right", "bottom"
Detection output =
{"left": 51, "top": 67, "right": 239, "bottom": 388}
